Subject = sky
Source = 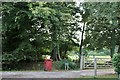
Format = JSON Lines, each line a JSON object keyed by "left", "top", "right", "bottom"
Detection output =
{"left": 72, "top": 0, "right": 85, "bottom": 45}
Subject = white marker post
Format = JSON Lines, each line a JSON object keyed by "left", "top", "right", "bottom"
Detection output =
{"left": 94, "top": 55, "right": 97, "bottom": 77}
{"left": 80, "top": 54, "right": 84, "bottom": 70}
{"left": 119, "top": 74, "right": 120, "bottom": 80}
{"left": 65, "top": 63, "right": 69, "bottom": 70}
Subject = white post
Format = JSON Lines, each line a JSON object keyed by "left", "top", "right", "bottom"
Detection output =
{"left": 65, "top": 63, "right": 66, "bottom": 70}
{"left": 119, "top": 74, "right": 120, "bottom": 80}
{"left": 80, "top": 55, "right": 84, "bottom": 70}
{"left": 83, "top": 55, "right": 85, "bottom": 69}
{"left": 94, "top": 56, "right": 97, "bottom": 76}
{"left": 65, "top": 63, "right": 67, "bottom": 70}
{"left": 66, "top": 63, "right": 69, "bottom": 70}
{"left": 65, "top": 63, "right": 69, "bottom": 70}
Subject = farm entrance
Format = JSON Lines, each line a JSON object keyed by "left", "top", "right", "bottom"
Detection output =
{"left": 81, "top": 55, "right": 113, "bottom": 69}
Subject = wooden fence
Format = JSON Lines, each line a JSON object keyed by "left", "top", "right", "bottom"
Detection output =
{"left": 80, "top": 55, "right": 113, "bottom": 69}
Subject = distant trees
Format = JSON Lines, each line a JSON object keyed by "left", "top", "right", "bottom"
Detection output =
{"left": 2, "top": 2, "right": 79, "bottom": 62}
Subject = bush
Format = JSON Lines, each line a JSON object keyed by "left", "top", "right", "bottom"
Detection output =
{"left": 112, "top": 53, "right": 120, "bottom": 74}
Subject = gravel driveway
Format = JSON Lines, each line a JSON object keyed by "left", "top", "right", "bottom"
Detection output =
{"left": 2, "top": 69, "right": 115, "bottom": 78}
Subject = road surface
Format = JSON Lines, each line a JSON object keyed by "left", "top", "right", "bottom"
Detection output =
{"left": 2, "top": 69, "right": 115, "bottom": 78}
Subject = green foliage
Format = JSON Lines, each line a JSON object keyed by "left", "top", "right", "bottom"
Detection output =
{"left": 83, "top": 3, "right": 120, "bottom": 47}
{"left": 81, "top": 2, "right": 120, "bottom": 57}
{"left": 2, "top": 2, "right": 38, "bottom": 62}
{"left": 2, "top": 2, "right": 78, "bottom": 64}
{"left": 87, "top": 49, "right": 110, "bottom": 56}
{"left": 112, "top": 53, "right": 120, "bottom": 74}
{"left": 66, "top": 51, "right": 79, "bottom": 61}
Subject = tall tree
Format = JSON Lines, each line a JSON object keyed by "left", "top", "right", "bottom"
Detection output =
{"left": 82, "top": 2, "right": 120, "bottom": 57}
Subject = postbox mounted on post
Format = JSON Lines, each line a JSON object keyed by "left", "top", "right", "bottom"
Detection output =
{"left": 44, "top": 59, "right": 52, "bottom": 71}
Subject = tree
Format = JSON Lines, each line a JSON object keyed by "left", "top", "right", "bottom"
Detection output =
{"left": 2, "top": 2, "right": 37, "bottom": 62}
{"left": 81, "top": 2, "right": 120, "bottom": 58}
{"left": 112, "top": 53, "right": 120, "bottom": 78}
{"left": 29, "top": 2, "right": 77, "bottom": 61}
{"left": 2, "top": 2, "right": 78, "bottom": 63}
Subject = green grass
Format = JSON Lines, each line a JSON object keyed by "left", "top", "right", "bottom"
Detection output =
{"left": 74, "top": 78, "right": 118, "bottom": 80}
{"left": 80, "top": 74, "right": 117, "bottom": 78}
{"left": 88, "top": 56, "right": 111, "bottom": 59}
{"left": 73, "top": 74, "right": 118, "bottom": 80}
{"left": 85, "top": 56, "right": 112, "bottom": 64}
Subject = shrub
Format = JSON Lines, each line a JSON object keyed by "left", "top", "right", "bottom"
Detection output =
{"left": 112, "top": 53, "right": 120, "bottom": 74}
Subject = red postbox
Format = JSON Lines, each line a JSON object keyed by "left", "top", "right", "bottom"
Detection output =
{"left": 44, "top": 59, "right": 52, "bottom": 71}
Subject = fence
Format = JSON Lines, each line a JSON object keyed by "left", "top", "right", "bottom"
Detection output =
{"left": 3, "top": 56, "right": 113, "bottom": 71}
{"left": 80, "top": 55, "right": 113, "bottom": 69}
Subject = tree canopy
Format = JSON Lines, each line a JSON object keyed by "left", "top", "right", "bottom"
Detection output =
{"left": 81, "top": 2, "right": 120, "bottom": 57}
{"left": 2, "top": 2, "right": 79, "bottom": 62}
{"left": 2, "top": 2, "right": 120, "bottom": 64}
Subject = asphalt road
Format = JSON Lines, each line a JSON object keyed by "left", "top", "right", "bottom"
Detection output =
{"left": 2, "top": 69, "right": 115, "bottom": 78}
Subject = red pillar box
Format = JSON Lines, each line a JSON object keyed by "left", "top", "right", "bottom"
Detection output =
{"left": 44, "top": 59, "right": 52, "bottom": 71}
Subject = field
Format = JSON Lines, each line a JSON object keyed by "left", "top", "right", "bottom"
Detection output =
{"left": 85, "top": 56, "right": 111, "bottom": 64}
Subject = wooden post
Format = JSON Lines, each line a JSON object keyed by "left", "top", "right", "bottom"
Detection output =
{"left": 65, "top": 63, "right": 69, "bottom": 70}
{"left": 80, "top": 55, "right": 84, "bottom": 70}
{"left": 118, "top": 74, "right": 120, "bottom": 80}
{"left": 94, "top": 56, "right": 97, "bottom": 76}
{"left": 83, "top": 55, "right": 85, "bottom": 69}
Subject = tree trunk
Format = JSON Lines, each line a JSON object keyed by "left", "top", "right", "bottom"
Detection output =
{"left": 51, "top": 48, "right": 56, "bottom": 61}
{"left": 110, "top": 29, "right": 115, "bottom": 58}
{"left": 60, "top": 48, "right": 63, "bottom": 59}
{"left": 110, "top": 48, "right": 113, "bottom": 58}
{"left": 57, "top": 52, "right": 62, "bottom": 61}
{"left": 51, "top": 46, "right": 62, "bottom": 61}
{"left": 35, "top": 51, "right": 37, "bottom": 63}
{"left": 50, "top": 16, "right": 62, "bottom": 61}
{"left": 79, "top": 22, "right": 85, "bottom": 62}
{"left": 57, "top": 43, "right": 62, "bottom": 61}
{"left": 117, "top": 45, "right": 120, "bottom": 53}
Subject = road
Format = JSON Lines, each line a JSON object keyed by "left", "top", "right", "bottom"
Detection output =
{"left": 2, "top": 69, "right": 115, "bottom": 78}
